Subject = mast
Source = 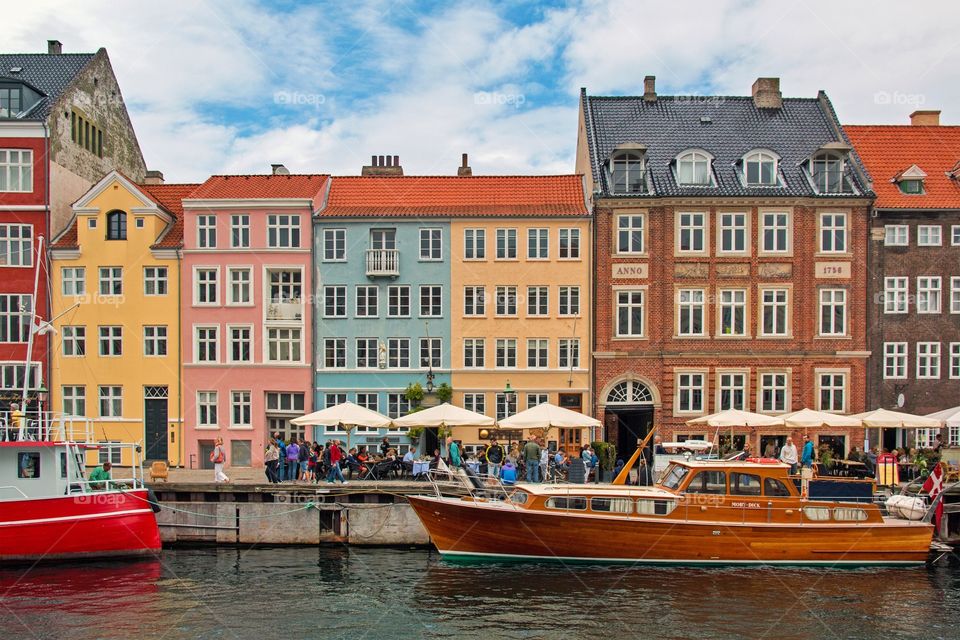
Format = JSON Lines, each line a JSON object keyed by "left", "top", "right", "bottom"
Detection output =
{"left": 21, "top": 235, "right": 44, "bottom": 417}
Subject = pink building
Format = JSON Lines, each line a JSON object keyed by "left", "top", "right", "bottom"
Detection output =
{"left": 181, "top": 172, "right": 328, "bottom": 468}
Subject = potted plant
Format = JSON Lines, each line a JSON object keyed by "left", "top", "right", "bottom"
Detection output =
{"left": 591, "top": 441, "right": 617, "bottom": 482}
{"left": 435, "top": 383, "right": 453, "bottom": 403}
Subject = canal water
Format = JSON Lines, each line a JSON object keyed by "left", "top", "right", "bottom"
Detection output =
{"left": 1, "top": 547, "right": 958, "bottom": 639}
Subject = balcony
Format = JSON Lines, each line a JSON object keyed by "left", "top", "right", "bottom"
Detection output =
{"left": 366, "top": 249, "right": 399, "bottom": 277}
{"left": 266, "top": 300, "right": 303, "bottom": 321}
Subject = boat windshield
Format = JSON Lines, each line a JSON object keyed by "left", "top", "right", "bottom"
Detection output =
{"left": 659, "top": 463, "right": 689, "bottom": 490}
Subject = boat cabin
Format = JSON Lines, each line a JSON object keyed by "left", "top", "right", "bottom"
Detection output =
{"left": 0, "top": 442, "right": 91, "bottom": 501}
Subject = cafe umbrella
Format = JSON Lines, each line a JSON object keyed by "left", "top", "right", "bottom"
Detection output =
{"left": 686, "top": 409, "right": 784, "bottom": 456}
{"left": 778, "top": 408, "right": 862, "bottom": 428}
{"left": 291, "top": 401, "right": 392, "bottom": 450}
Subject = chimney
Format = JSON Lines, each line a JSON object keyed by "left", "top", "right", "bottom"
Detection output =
{"left": 643, "top": 75, "right": 656, "bottom": 103}
{"left": 361, "top": 154, "right": 404, "bottom": 176}
{"left": 47, "top": 40, "right": 62, "bottom": 55}
{"left": 910, "top": 110, "right": 941, "bottom": 126}
{"left": 752, "top": 77, "right": 782, "bottom": 109}
{"left": 143, "top": 170, "right": 165, "bottom": 185}
{"left": 271, "top": 163, "right": 290, "bottom": 175}
{"left": 458, "top": 153, "right": 472, "bottom": 176}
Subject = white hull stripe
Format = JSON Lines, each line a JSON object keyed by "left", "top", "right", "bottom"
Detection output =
{"left": 0, "top": 509, "right": 153, "bottom": 528}
{"left": 438, "top": 550, "right": 923, "bottom": 566}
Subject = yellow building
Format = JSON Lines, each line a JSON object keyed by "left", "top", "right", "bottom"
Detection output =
{"left": 49, "top": 171, "right": 195, "bottom": 466}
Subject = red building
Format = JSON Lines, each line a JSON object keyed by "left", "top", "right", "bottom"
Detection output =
{"left": 0, "top": 40, "right": 145, "bottom": 411}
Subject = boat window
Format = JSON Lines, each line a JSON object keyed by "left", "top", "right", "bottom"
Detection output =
{"left": 508, "top": 491, "right": 527, "bottom": 505}
{"left": 17, "top": 452, "right": 40, "bottom": 478}
{"left": 591, "top": 497, "right": 633, "bottom": 513}
{"left": 60, "top": 452, "right": 68, "bottom": 478}
{"left": 763, "top": 478, "right": 792, "bottom": 497}
{"left": 833, "top": 507, "right": 868, "bottom": 522}
{"left": 545, "top": 496, "right": 587, "bottom": 511}
{"left": 660, "top": 464, "right": 690, "bottom": 490}
{"left": 685, "top": 470, "right": 726, "bottom": 494}
{"left": 730, "top": 473, "right": 762, "bottom": 496}
{"left": 638, "top": 499, "right": 677, "bottom": 516}
{"left": 802, "top": 507, "right": 831, "bottom": 521}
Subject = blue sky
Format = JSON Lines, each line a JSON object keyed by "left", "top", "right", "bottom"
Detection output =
{"left": 9, "top": 0, "right": 960, "bottom": 181}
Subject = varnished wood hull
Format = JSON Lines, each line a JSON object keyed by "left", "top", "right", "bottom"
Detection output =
{"left": 408, "top": 496, "right": 933, "bottom": 565}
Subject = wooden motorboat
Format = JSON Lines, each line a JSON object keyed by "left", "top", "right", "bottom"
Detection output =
{"left": 408, "top": 459, "right": 935, "bottom": 565}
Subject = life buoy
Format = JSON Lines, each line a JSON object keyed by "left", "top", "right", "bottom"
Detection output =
{"left": 745, "top": 457, "right": 781, "bottom": 464}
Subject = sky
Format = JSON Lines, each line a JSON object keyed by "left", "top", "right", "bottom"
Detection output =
{"left": 7, "top": 0, "right": 960, "bottom": 182}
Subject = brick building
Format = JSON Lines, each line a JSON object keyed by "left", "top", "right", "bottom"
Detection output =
{"left": 577, "top": 77, "right": 874, "bottom": 460}
{"left": 846, "top": 111, "right": 960, "bottom": 449}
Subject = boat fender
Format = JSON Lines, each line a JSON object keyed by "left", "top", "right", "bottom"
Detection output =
{"left": 146, "top": 488, "right": 162, "bottom": 513}
{"left": 897, "top": 496, "right": 926, "bottom": 521}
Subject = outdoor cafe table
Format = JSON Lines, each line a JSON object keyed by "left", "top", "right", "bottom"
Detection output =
{"left": 836, "top": 459, "right": 867, "bottom": 478}
{"left": 412, "top": 460, "right": 431, "bottom": 477}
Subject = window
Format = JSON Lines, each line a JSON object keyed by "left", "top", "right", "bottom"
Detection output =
{"left": 230, "top": 391, "right": 251, "bottom": 427}
{"left": 463, "top": 393, "right": 485, "bottom": 415}
{"left": 355, "top": 393, "right": 379, "bottom": 414}
{"left": 62, "top": 386, "right": 85, "bottom": 417}
{"left": 884, "top": 225, "right": 908, "bottom": 246}
{"left": 917, "top": 342, "right": 940, "bottom": 379}
{"left": 323, "top": 228, "right": 345, "bottom": 261}
{"left": 719, "top": 213, "right": 746, "bottom": 253}
{"left": 197, "top": 391, "right": 217, "bottom": 426}
{"left": 267, "top": 328, "right": 302, "bottom": 363}
{"left": 819, "top": 373, "right": 846, "bottom": 412}
{"left": 687, "top": 471, "right": 726, "bottom": 494}
{"left": 419, "top": 338, "right": 443, "bottom": 370}
{"left": 731, "top": 473, "right": 762, "bottom": 496}
{"left": 419, "top": 285, "right": 442, "bottom": 317}
{"left": 464, "top": 286, "right": 485, "bottom": 316}
{"left": 266, "top": 392, "right": 305, "bottom": 413}
{"left": 267, "top": 214, "right": 300, "bottom": 248}
{"left": 527, "top": 228, "right": 548, "bottom": 259}
{"left": 617, "top": 214, "right": 645, "bottom": 253}
{"left": 388, "top": 285, "right": 411, "bottom": 317}
{"left": 760, "top": 212, "right": 789, "bottom": 253}
{"left": 884, "top": 277, "right": 908, "bottom": 314}
{"left": 559, "top": 228, "right": 580, "bottom": 259}
{"left": 526, "top": 393, "right": 549, "bottom": 409}
{"left": 719, "top": 290, "right": 746, "bottom": 336}
{"left": 546, "top": 496, "right": 588, "bottom": 510}
{"left": 0, "top": 224, "right": 32, "bottom": 266}
{"left": 496, "top": 339, "right": 517, "bottom": 368}
{"left": 760, "top": 373, "right": 788, "bottom": 412}
{"left": 99, "top": 267, "right": 122, "bottom": 296}
{"left": 98, "top": 326, "right": 122, "bottom": 356}
{"left": 559, "top": 286, "right": 580, "bottom": 316}
{"left": 610, "top": 152, "right": 645, "bottom": 193}
{"left": 495, "top": 392, "right": 517, "bottom": 420}
{"left": 70, "top": 111, "right": 104, "bottom": 157}
{"left": 953, "top": 225, "right": 960, "bottom": 246}
{"left": 676, "top": 150, "right": 712, "bottom": 186}
{"left": 952, "top": 277, "right": 960, "bottom": 314}
{"left": 227, "top": 268, "right": 251, "bottom": 305}
{"left": 420, "top": 228, "right": 442, "bottom": 261}
{"left": 387, "top": 393, "right": 411, "bottom": 419}
{"left": 230, "top": 214, "right": 250, "bottom": 248}
{"left": 323, "top": 338, "right": 346, "bottom": 368}
{"left": 496, "top": 228, "right": 517, "bottom": 259}
{"left": 0, "top": 149, "right": 32, "bottom": 192}
{"left": 356, "top": 286, "right": 378, "bottom": 317}
{"left": 917, "top": 277, "right": 941, "bottom": 313}
{"left": 197, "top": 215, "right": 216, "bottom": 248}
{"left": 743, "top": 150, "right": 778, "bottom": 186}
{"left": 195, "top": 326, "right": 218, "bottom": 363}
{"left": 323, "top": 286, "right": 346, "bottom": 318}
{"left": 760, "top": 289, "right": 789, "bottom": 336}
{"left": 495, "top": 286, "right": 517, "bottom": 316}
{"left": 616, "top": 290, "right": 644, "bottom": 337}
{"left": 677, "top": 289, "right": 705, "bottom": 336}
{"left": 718, "top": 372, "right": 746, "bottom": 411}
{"left": 819, "top": 289, "right": 846, "bottom": 336}
{"left": 268, "top": 269, "right": 302, "bottom": 304}
{"left": 811, "top": 153, "right": 845, "bottom": 193}
{"left": 99, "top": 386, "right": 122, "bottom": 418}
{"left": 105, "top": 211, "right": 127, "bottom": 241}
{"left": 324, "top": 393, "right": 347, "bottom": 409}
{"left": 356, "top": 338, "right": 378, "bottom": 368}
{"left": 899, "top": 179, "right": 923, "bottom": 195}
{"left": 144, "top": 266, "right": 168, "bottom": 296}
{"left": 527, "top": 286, "right": 548, "bottom": 316}
{"left": 388, "top": 338, "right": 411, "bottom": 368}
{"left": 764, "top": 478, "right": 792, "bottom": 497}
{"left": 143, "top": 325, "right": 167, "bottom": 356}
{"left": 803, "top": 507, "right": 831, "bottom": 522}
{"left": 677, "top": 212, "right": 706, "bottom": 253}
{"left": 883, "top": 342, "right": 908, "bottom": 379}
{"left": 0, "top": 294, "right": 31, "bottom": 342}
{"left": 676, "top": 372, "right": 705, "bottom": 413}
{"left": 0, "top": 363, "right": 39, "bottom": 391}
{"left": 918, "top": 225, "right": 941, "bottom": 246}
{"left": 527, "top": 339, "right": 548, "bottom": 368}
{"left": 195, "top": 268, "right": 218, "bottom": 305}
{"left": 464, "top": 338, "right": 485, "bottom": 368}
{"left": 559, "top": 338, "right": 580, "bottom": 369}
{"left": 464, "top": 228, "right": 485, "bottom": 259}
{"left": 229, "top": 326, "right": 251, "bottom": 363}
{"left": 62, "top": 326, "right": 85, "bottom": 356}
{"left": 950, "top": 343, "right": 960, "bottom": 379}
{"left": 820, "top": 213, "right": 846, "bottom": 253}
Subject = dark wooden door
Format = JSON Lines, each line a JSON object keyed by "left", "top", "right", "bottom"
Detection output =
{"left": 144, "top": 395, "right": 168, "bottom": 462}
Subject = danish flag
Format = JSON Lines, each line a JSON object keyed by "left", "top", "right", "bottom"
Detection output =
{"left": 921, "top": 463, "right": 945, "bottom": 530}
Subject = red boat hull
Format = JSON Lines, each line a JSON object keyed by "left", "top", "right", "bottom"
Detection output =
{"left": 0, "top": 490, "right": 161, "bottom": 563}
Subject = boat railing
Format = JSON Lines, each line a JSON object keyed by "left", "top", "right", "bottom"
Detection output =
{"left": 0, "top": 485, "right": 28, "bottom": 499}
{"left": 426, "top": 468, "right": 520, "bottom": 506}
{"left": 0, "top": 411, "right": 95, "bottom": 444}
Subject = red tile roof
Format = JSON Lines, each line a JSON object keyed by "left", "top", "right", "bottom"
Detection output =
{"left": 845, "top": 125, "right": 960, "bottom": 209}
{"left": 187, "top": 174, "right": 329, "bottom": 200}
{"left": 321, "top": 175, "right": 589, "bottom": 217}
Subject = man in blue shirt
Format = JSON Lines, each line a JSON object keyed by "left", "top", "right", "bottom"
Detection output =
{"left": 801, "top": 434, "right": 815, "bottom": 469}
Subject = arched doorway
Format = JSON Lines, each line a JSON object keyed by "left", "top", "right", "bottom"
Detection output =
{"left": 603, "top": 379, "right": 656, "bottom": 481}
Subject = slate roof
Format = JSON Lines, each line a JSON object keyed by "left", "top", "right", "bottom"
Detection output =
{"left": 845, "top": 125, "right": 960, "bottom": 210}
{"left": 581, "top": 89, "right": 870, "bottom": 199}
{"left": 187, "top": 174, "right": 329, "bottom": 200}
{"left": 320, "top": 175, "right": 589, "bottom": 218}
{"left": 0, "top": 52, "right": 96, "bottom": 120}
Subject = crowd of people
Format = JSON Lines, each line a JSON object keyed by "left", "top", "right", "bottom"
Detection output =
{"left": 262, "top": 434, "right": 410, "bottom": 484}
{"left": 450, "top": 436, "right": 604, "bottom": 485}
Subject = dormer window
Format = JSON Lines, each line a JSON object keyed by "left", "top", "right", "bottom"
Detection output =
{"left": 743, "top": 150, "right": 779, "bottom": 186}
{"left": 106, "top": 211, "right": 127, "bottom": 240}
{"left": 811, "top": 153, "right": 845, "bottom": 193}
{"left": 675, "top": 150, "right": 713, "bottom": 186}
{"left": 893, "top": 164, "right": 926, "bottom": 195}
{"left": 899, "top": 179, "right": 923, "bottom": 194}
{"left": 0, "top": 85, "right": 23, "bottom": 117}
{"left": 610, "top": 151, "right": 646, "bottom": 194}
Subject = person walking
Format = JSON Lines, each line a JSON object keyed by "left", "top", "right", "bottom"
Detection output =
{"left": 446, "top": 436, "right": 462, "bottom": 468}
{"left": 540, "top": 442, "right": 549, "bottom": 483}
{"left": 485, "top": 438, "right": 504, "bottom": 479}
{"left": 779, "top": 436, "right": 798, "bottom": 475}
{"left": 285, "top": 440, "right": 300, "bottom": 482}
{"left": 801, "top": 435, "right": 815, "bottom": 469}
{"left": 326, "top": 440, "right": 347, "bottom": 484}
{"left": 273, "top": 433, "right": 286, "bottom": 481}
{"left": 522, "top": 438, "right": 541, "bottom": 483}
{"left": 264, "top": 441, "right": 280, "bottom": 483}
{"left": 212, "top": 437, "right": 229, "bottom": 483}
{"left": 298, "top": 439, "right": 310, "bottom": 481}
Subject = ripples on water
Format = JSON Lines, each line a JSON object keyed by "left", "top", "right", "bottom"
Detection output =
{"left": 1, "top": 547, "right": 958, "bottom": 639}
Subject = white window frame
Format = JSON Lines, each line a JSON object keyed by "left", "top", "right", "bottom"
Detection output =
{"left": 0, "top": 294, "right": 31, "bottom": 343}
{"left": 61, "top": 266, "right": 85, "bottom": 296}
{"left": 559, "top": 228, "right": 580, "bottom": 259}
{"left": 495, "top": 286, "right": 517, "bottom": 317}
{"left": 323, "top": 337, "right": 346, "bottom": 369}
{"left": 62, "top": 325, "right": 86, "bottom": 357}
{"left": 917, "top": 276, "right": 941, "bottom": 314}
{"left": 718, "top": 289, "right": 747, "bottom": 337}
{"left": 527, "top": 286, "right": 548, "bottom": 317}
{"left": 917, "top": 225, "right": 942, "bottom": 247}
{"left": 99, "top": 386, "right": 123, "bottom": 419}
{"left": 883, "top": 342, "right": 908, "bottom": 380}
{"left": 717, "top": 371, "right": 747, "bottom": 411}
{"left": 718, "top": 212, "right": 747, "bottom": 255}
{"left": 616, "top": 214, "right": 645, "bottom": 254}
{"left": 323, "top": 285, "right": 347, "bottom": 318}
{"left": 62, "top": 385, "right": 85, "bottom": 417}
{"left": 819, "top": 289, "right": 847, "bottom": 336}
{"left": 759, "top": 287, "right": 789, "bottom": 337}
{"left": 387, "top": 337, "right": 411, "bottom": 369}
{"left": 267, "top": 214, "right": 300, "bottom": 249}
{"left": 194, "top": 325, "right": 219, "bottom": 364}
{"left": 98, "top": 325, "right": 122, "bottom": 357}
{"left": 227, "top": 267, "right": 251, "bottom": 306}
{"left": 495, "top": 338, "right": 517, "bottom": 369}
{"left": 884, "top": 225, "right": 908, "bottom": 246}
{"left": 356, "top": 285, "right": 378, "bottom": 318}
{"left": 675, "top": 150, "right": 713, "bottom": 186}
{"left": 676, "top": 288, "right": 706, "bottom": 337}
{"left": 558, "top": 286, "right": 580, "bottom": 317}
{"left": 526, "top": 338, "right": 548, "bottom": 369}
{"left": 527, "top": 228, "right": 549, "bottom": 260}
{"left": 615, "top": 289, "right": 645, "bottom": 338}
{"left": 464, "top": 228, "right": 486, "bottom": 260}
{"left": 419, "top": 285, "right": 443, "bottom": 318}
{"left": 916, "top": 342, "right": 941, "bottom": 379}
{"left": 266, "top": 327, "right": 302, "bottom": 363}
{"left": 759, "top": 211, "right": 791, "bottom": 255}
{"left": 323, "top": 228, "right": 346, "bottom": 261}
{"left": 758, "top": 372, "right": 789, "bottom": 413}
{"left": 143, "top": 266, "right": 168, "bottom": 296}
{"left": 231, "top": 390, "right": 252, "bottom": 427}
{"left": 143, "top": 325, "right": 167, "bottom": 357}
{"left": 950, "top": 277, "right": 960, "bottom": 314}
{"left": 463, "top": 393, "right": 485, "bottom": 415}
{"left": 952, "top": 225, "right": 960, "bottom": 246}
{"left": 819, "top": 212, "right": 847, "bottom": 253}
{"left": 355, "top": 337, "right": 378, "bottom": 369}
{"left": 0, "top": 149, "right": 33, "bottom": 193}
{"left": 816, "top": 371, "right": 847, "bottom": 413}
{"left": 495, "top": 392, "right": 517, "bottom": 421}
{"left": 197, "top": 391, "right": 218, "bottom": 427}
{"left": 230, "top": 214, "right": 250, "bottom": 249}
{"left": 884, "top": 277, "right": 908, "bottom": 314}
{"left": 419, "top": 228, "right": 442, "bottom": 261}
{"left": 950, "top": 343, "right": 960, "bottom": 379}
{"left": 193, "top": 266, "right": 219, "bottom": 306}
{"left": 197, "top": 214, "right": 217, "bottom": 249}
{"left": 463, "top": 286, "right": 485, "bottom": 317}
{"left": 387, "top": 285, "right": 411, "bottom": 318}
{"left": 419, "top": 337, "right": 442, "bottom": 370}
{"left": 227, "top": 324, "right": 252, "bottom": 364}
{"left": 98, "top": 266, "right": 123, "bottom": 296}
{"left": 463, "top": 338, "right": 485, "bottom": 369}
{"left": 743, "top": 150, "right": 779, "bottom": 186}
{"left": 495, "top": 228, "right": 518, "bottom": 260}
{"left": 558, "top": 338, "right": 580, "bottom": 369}
{"left": 676, "top": 212, "right": 707, "bottom": 255}
{"left": 675, "top": 371, "right": 706, "bottom": 414}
